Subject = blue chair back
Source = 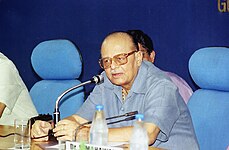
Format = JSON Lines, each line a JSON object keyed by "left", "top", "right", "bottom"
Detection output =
{"left": 30, "top": 39, "right": 84, "bottom": 119}
{"left": 188, "top": 47, "right": 229, "bottom": 150}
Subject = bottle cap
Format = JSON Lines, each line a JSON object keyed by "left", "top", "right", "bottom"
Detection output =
{"left": 135, "top": 114, "right": 144, "bottom": 121}
{"left": 95, "top": 105, "right": 104, "bottom": 111}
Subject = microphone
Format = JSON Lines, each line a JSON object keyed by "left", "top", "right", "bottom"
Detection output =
{"left": 106, "top": 111, "right": 138, "bottom": 121}
{"left": 75, "top": 111, "right": 138, "bottom": 139}
{"left": 78, "top": 110, "right": 139, "bottom": 126}
{"left": 107, "top": 116, "right": 136, "bottom": 125}
{"left": 53, "top": 75, "right": 104, "bottom": 125}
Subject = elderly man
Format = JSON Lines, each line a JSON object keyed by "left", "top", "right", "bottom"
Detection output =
{"left": 31, "top": 31, "right": 199, "bottom": 149}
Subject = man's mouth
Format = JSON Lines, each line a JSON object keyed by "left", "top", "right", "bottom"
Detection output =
{"left": 112, "top": 73, "right": 123, "bottom": 78}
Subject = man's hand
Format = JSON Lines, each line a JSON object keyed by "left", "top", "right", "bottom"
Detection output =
{"left": 53, "top": 119, "right": 79, "bottom": 141}
{"left": 31, "top": 120, "right": 52, "bottom": 141}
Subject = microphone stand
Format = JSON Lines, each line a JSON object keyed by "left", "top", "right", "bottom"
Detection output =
{"left": 53, "top": 75, "right": 103, "bottom": 125}
{"left": 49, "top": 81, "right": 90, "bottom": 142}
{"left": 49, "top": 75, "right": 103, "bottom": 141}
{"left": 53, "top": 80, "right": 91, "bottom": 125}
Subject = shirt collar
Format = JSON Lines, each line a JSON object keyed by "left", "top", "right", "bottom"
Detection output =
{"left": 101, "top": 61, "right": 151, "bottom": 94}
{"left": 130, "top": 61, "right": 149, "bottom": 94}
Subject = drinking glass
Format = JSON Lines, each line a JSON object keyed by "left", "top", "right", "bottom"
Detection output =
{"left": 14, "top": 119, "right": 31, "bottom": 150}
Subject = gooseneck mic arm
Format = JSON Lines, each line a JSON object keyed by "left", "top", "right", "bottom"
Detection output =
{"left": 106, "top": 111, "right": 138, "bottom": 121}
{"left": 76, "top": 111, "right": 138, "bottom": 129}
{"left": 53, "top": 75, "right": 104, "bottom": 125}
{"left": 74, "top": 111, "right": 138, "bottom": 141}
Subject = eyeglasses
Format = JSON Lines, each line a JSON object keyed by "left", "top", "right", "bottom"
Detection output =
{"left": 99, "top": 50, "right": 138, "bottom": 69}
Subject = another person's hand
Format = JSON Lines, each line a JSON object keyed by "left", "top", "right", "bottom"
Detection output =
{"left": 31, "top": 120, "right": 52, "bottom": 141}
{"left": 53, "top": 119, "right": 79, "bottom": 141}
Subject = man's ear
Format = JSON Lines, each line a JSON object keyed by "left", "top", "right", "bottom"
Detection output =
{"left": 150, "top": 50, "right": 156, "bottom": 63}
{"left": 136, "top": 51, "right": 143, "bottom": 66}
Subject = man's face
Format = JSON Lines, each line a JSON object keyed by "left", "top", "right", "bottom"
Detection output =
{"left": 138, "top": 44, "right": 155, "bottom": 63}
{"left": 101, "top": 34, "right": 141, "bottom": 89}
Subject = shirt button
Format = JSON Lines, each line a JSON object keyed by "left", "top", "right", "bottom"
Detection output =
{"left": 121, "top": 107, "right": 124, "bottom": 111}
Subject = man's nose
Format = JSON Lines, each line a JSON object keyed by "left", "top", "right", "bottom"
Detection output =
{"left": 110, "top": 59, "right": 119, "bottom": 69}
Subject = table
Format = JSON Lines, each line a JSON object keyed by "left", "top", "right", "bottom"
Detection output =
{"left": 0, "top": 125, "right": 50, "bottom": 150}
{"left": 0, "top": 125, "right": 161, "bottom": 150}
{"left": 0, "top": 125, "right": 14, "bottom": 149}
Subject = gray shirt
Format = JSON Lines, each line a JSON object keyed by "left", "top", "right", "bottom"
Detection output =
{"left": 77, "top": 61, "right": 199, "bottom": 150}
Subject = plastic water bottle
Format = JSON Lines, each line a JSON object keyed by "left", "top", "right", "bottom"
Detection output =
{"left": 89, "top": 105, "right": 108, "bottom": 146}
{"left": 130, "top": 114, "right": 149, "bottom": 150}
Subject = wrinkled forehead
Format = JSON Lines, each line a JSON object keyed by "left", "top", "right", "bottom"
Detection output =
{"left": 101, "top": 33, "right": 135, "bottom": 57}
